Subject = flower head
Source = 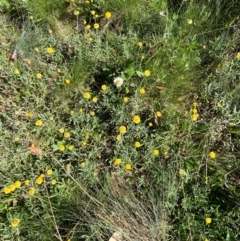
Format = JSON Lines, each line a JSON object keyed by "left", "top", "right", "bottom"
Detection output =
{"left": 83, "top": 92, "right": 91, "bottom": 99}
{"left": 14, "top": 181, "right": 21, "bottom": 188}
{"left": 47, "top": 169, "right": 53, "bottom": 175}
{"left": 11, "top": 219, "right": 20, "bottom": 227}
{"left": 14, "top": 69, "right": 20, "bottom": 75}
{"left": 35, "top": 119, "right": 43, "bottom": 126}
{"left": 153, "top": 149, "right": 159, "bottom": 156}
{"left": 92, "top": 97, "right": 98, "bottom": 103}
{"left": 59, "top": 145, "right": 65, "bottom": 151}
{"left": 205, "top": 217, "right": 212, "bottom": 224}
{"left": 105, "top": 11, "right": 112, "bottom": 19}
{"left": 47, "top": 47, "right": 54, "bottom": 54}
{"left": 101, "top": 85, "right": 107, "bottom": 91}
{"left": 51, "top": 179, "right": 57, "bottom": 185}
{"left": 114, "top": 158, "right": 122, "bottom": 165}
{"left": 138, "top": 41, "right": 143, "bottom": 47}
{"left": 65, "top": 79, "right": 71, "bottom": 84}
{"left": 3, "top": 187, "right": 11, "bottom": 194}
{"left": 123, "top": 97, "right": 129, "bottom": 103}
{"left": 68, "top": 145, "right": 74, "bottom": 151}
{"left": 36, "top": 73, "right": 42, "bottom": 79}
{"left": 94, "top": 23, "right": 99, "bottom": 29}
{"left": 135, "top": 141, "right": 141, "bottom": 148}
{"left": 187, "top": 19, "right": 193, "bottom": 24}
{"left": 125, "top": 163, "right": 132, "bottom": 170}
{"left": 144, "top": 70, "right": 151, "bottom": 77}
{"left": 113, "top": 77, "right": 124, "bottom": 87}
{"left": 28, "top": 187, "right": 35, "bottom": 195}
{"left": 209, "top": 151, "right": 216, "bottom": 159}
{"left": 156, "top": 111, "right": 162, "bottom": 117}
{"left": 133, "top": 115, "right": 141, "bottom": 124}
{"left": 139, "top": 88, "right": 146, "bottom": 94}
{"left": 74, "top": 10, "right": 79, "bottom": 16}
{"left": 119, "top": 126, "right": 127, "bottom": 134}
{"left": 36, "top": 177, "right": 43, "bottom": 185}
{"left": 64, "top": 132, "right": 70, "bottom": 138}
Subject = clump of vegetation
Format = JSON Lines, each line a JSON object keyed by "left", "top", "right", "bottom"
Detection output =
{"left": 0, "top": 0, "right": 240, "bottom": 240}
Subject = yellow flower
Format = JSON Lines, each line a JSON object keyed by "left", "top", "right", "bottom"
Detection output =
{"left": 64, "top": 132, "right": 71, "bottom": 138}
{"left": 191, "top": 114, "right": 199, "bottom": 121}
{"left": 153, "top": 149, "right": 159, "bottom": 156}
{"left": 79, "top": 108, "right": 83, "bottom": 112}
{"left": 119, "top": 125, "right": 127, "bottom": 134}
{"left": 156, "top": 111, "right": 162, "bottom": 117}
{"left": 187, "top": 19, "right": 193, "bottom": 24}
{"left": 28, "top": 187, "right": 35, "bottom": 195}
{"left": 80, "top": 162, "right": 86, "bottom": 168}
{"left": 116, "top": 134, "right": 121, "bottom": 141}
{"left": 125, "top": 163, "right": 132, "bottom": 170}
{"left": 14, "top": 181, "right": 21, "bottom": 188}
{"left": 29, "top": 15, "right": 33, "bottom": 20}
{"left": 123, "top": 97, "right": 129, "bottom": 103}
{"left": 105, "top": 11, "right": 112, "bottom": 19}
{"left": 3, "top": 187, "right": 11, "bottom": 194}
{"left": 68, "top": 145, "right": 74, "bottom": 151}
{"left": 36, "top": 73, "right": 42, "bottom": 79}
{"left": 59, "top": 145, "right": 65, "bottom": 151}
{"left": 209, "top": 151, "right": 216, "bottom": 159}
{"left": 138, "top": 41, "right": 143, "bottom": 47}
{"left": 34, "top": 47, "right": 40, "bottom": 53}
{"left": 141, "top": 55, "right": 145, "bottom": 60}
{"left": 236, "top": 52, "right": 240, "bottom": 59}
{"left": 204, "top": 239, "right": 209, "bottom": 241}
{"left": 27, "top": 59, "right": 31, "bottom": 65}
{"left": 74, "top": 10, "right": 79, "bottom": 16}
{"left": 95, "top": 14, "right": 99, "bottom": 18}
{"left": 14, "top": 136, "right": 20, "bottom": 142}
{"left": 90, "top": 111, "right": 95, "bottom": 116}
{"left": 135, "top": 141, "right": 141, "bottom": 148}
{"left": 47, "top": 47, "right": 54, "bottom": 54}
{"left": 9, "top": 185, "right": 16, "bottom": 192}
{"left": 86, "top": 24, "right": 91, "bottom": 29}
{"left": 85, "top": 0, "right": 90, "bottom": 4}
{"left": 40, "top": 173, "right": 45, "bottom": 178}
{"left": 83, "top": 92, "right": 91, "bottom": 99}
{"left": 193, "top": 102, "right": 198, "bottom": 107}
{"left": 47, "top": 169, "right": 53, "bottom": 175}
{"left": 205, "top": 217, "right": 212, "bottom": 224}
{"left": 132, "top": 115, "right": 141, "bottom": 124}
{"left": 65, "top": 79, "right": 71, "bottom": 84}
{"left": 91, "top": 10, "right": 96, "bottom": 15}
{"left": 25, "top": 180, "right": 30, "bottom": 186}
{"left": 82, "top": 141, "right": 87, "bottom": 146}
{"left": 35, "top": 119, "right": 43, "bottom": 126}
{"left": 139, "top": 88, "right": 146, "bottom": 94}
{"left": 36, "top": 177, "right": 43, "bottom": 185}
{"left": 114, "top": 158, "right": 122, "bottom": 165}
{"left": 144, "top": 70, "right": 151, "bottom": 77}
{"left": 51, "top": 179, "right": 57, "bottom": 185}
{"left": 26, "top": 112, "right": 33, "bottom": 117}
{"left": 83, "top": 19, "right": 87, "bottom": 25}
{"left": 149, "top": 122, "right": 153, "bottom": 127}
{"left": 192, "top": 108, "right": 198, "bottom": 114}
{"left": 66, "top": 163, "right": 71, "bottom": 172}
{"left": 179, "top": 169, "right": 184, "bottom": 177}
{"left": 101, "top": 85, "right": 107, "bottom": 91}
{"left": 14, "top": 69, "right": 20, "bottom": 75}
{"left": 70, "top": 0, "right": 75, "bottom": 2}
{"left": 59, "top": 128, "right": 65, "bottom": 133}
{"left": 11, "top": 219, "right": 20, "bottom": 227}
{"left": 48, "top": 29, "right": 52, "bottom": 34}
{"left": 217, "top": 102, "right": 222, "bottom": 107}
{"left": 92, "top": 97, "right": 98, "bottom": 103}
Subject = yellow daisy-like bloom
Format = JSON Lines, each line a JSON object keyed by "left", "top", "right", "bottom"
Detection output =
{"left": 85, "top": 0, "right": 90, "bottom": 4}
{"left": 114, "top": 158, "right": 122, "bottom": 165}
{"left": 74, "top": 10, "right": 79, "bottom": 16}
{"left": 89, "top": 37, "right": 93, "bottom": 42}
{"left": 92, "top": 97, "right": 98, "bottom": 103}
{"left": 70, "top": 110, "right": 74, "bottom": 115}
{"left": 139, "top": 88, "right": 146, "bottom": 94}
{"left": 36, "top": 73, "right": 42, "bottom": 79}
{"left": 82, "top": 141, "right": 87, "bottom": 146}
{"left": 105, "top": 11, "right": 112, "bottom": 19}
{"left": 86, "top": 24, "right": 91, "bottom": 29}
{"left": 35, "top": 119, "right": 43, "bottom": 126}
{"left": 68, "top": 145, "right": 74, "bottom": 151}
{"left": 209, "top": 151, "right": 216, "bottom": 159}
{"left": 187, "top": 19, "right": 193, "bottom": 24}
{"left": 144, "top": 70, "right": 151, "bottom": 77}
{"left": 51, "top": 179, "right": 57, "bottom": 185}
{"left": 27, "top": 59, "right": 31, "bottom": 65}
{"left": 91, "top": 10, "right": 96, "bottom": 15}
{"left": 80, "top": 162, "right": 86, "bottom": 168}
{"left": 40, "top": 173, "right": 45, "bottom": 178}
{"left": 205, "top": 217, "right": 212, "bottom": 224}
{"left": 47, "top": 47, "right": 54, "bottom": 54}
{"left": 59, "top": 145, "right": 65, "bottom": 151}
{"left": 3, "top": 187, "right": 11, "bottom": 194}
{"left": 34, "top": 47, "right": 40, "bottom": 53}
{"left": 26, "top": 112, "right": 33, "bottom": 117}
{"left": 153, "top": 149, "right": 159, "bottom": 156}
{"left": 9, "top": 185, "right": 16, "bottom": 192}
{"left": 64, "top": 132, "right": 71, "bottom": 138}
{"left": 135, "top": 141, "right": 141, "bottom": 148}
{"left": 191, "top": 114, "right": 199, "bottom": 121}
{"left": 95, "top": 14, "right": 99, "bottom": 18}
{"left": 70, "top": 0, "right": 75, "bottom": 2}
{"left": 25, "top": 180, "right": 30, "bottom": 186}
{"left": 83, "top": 19, "right": 87, "bottom": 25}
{"left": 59, "top": 128, "right": 65, "bottom": 133}
{"left": 14, "top": 69, "right": 20, "bottom": 75}
{"left": 119, "top": 125, "right": 127, "bottom": 134}
{"left": 179, "top": 169, "right": 184, "bottom": 177}
{"left": 204, "top": 239, "right": 209, "bottom": 241}
{"left": 66, "top": 163, "right": 71, "bottom": 172}
{"left": 193, "top": 102, "right": 198, "bottom": 107}
{"left": 149, "top": 122, "right": 153, "bottom": 127}
{"left": 138, "top": 41, "right": 143, "bottom": 47}
{"left": 83, "top": 92, "right": 91, "bottom": 99}
{"left": 90, "top": 111, "right": 95, "bottom": 116}
{"left": 11, "top": 219, "right": 20, "bottom": 227}
{"left": 132, "top": 115, "right": 141, "bottom": 124}
{"left": 47, "top": 169, "right": 53, "bottom": 175}
{"left": 192, "top": 108, "right": 198, "bottom": 114}
{"left": 156, "top": 111, "right": 162, "bottom": 117}
{"left": 28, "top": 187, "right": 35, "bottom": 195}
{"left": 36, "top": 177, "right": 43, "bottom": 185}
{"left": 29, "top": 15, "right": 33, "bottom": 20}
{"left": 14, "top": 181, "right": 21, "bottom": 188}
{"left": 14, "top": 136, "right": 20, "bottom": 142}
{"left": 65, "top": 79, "right": 71, "bottom": 84}
{"left": 48, "top": 29, "right": 52, "bottom": 34}
{"left": 101, "top": 85, "right": 107, "bottom": 91}
{"left": 125, "top": 163, "right": 132, "bottom": 170}
{"left": 236, "top": 52, "right": 240, "bottom": 59}
{"left": 116, "top": 134, "right": 121, "bottom": 141}
{"left": 123, "top": 97, "right": 129, "bottom": 103}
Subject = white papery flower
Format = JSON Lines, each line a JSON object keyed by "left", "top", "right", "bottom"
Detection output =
{"left": 113, "top": 77, "right": 124, "bottom": 87}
